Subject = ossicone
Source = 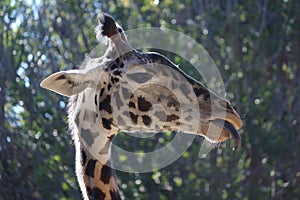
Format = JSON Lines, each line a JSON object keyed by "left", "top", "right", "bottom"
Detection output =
{"left": 97, "top": 13, "right": 119, "bottom": 38}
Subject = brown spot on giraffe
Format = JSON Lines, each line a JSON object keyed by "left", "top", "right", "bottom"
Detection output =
{"left": 100, "top": 165, "right": 112, "bottom": 184}
{"left": 142, "top": 115, "right": 152, "bottom": 126}
{"left": 99, "top": 95, "right": 112, "bottom": 114}
{"left": 137, "top": 96, "right": 152, "bottom": 112}
{"left": 85, "top": 159, "right": 97, "bottom": 177}
{"left": 102, "top": 118, "right": 113, "bottom": 130}
{"left": 87, "top": 187, "right": 106, "bottom": 200}
{"left": 129, "top": 111, "right": 138, "bottom": 124}
{"left": 166, "top": 114, "right": 180, "bottom": 122}
{"left": 128, "top": 101, "right": 136, "bottom": 108}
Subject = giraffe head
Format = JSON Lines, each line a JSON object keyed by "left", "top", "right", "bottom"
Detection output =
{"left": 41, "top": 13, "right": 243, "bottom": 150}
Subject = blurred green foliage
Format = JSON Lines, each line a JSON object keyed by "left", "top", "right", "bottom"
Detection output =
{"left": 1, "top": 0, "right": 299, "bottom": 199}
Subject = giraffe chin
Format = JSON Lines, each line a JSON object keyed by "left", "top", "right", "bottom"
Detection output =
{"left": 210, "top": 119, "right": 241, "bottom": 151}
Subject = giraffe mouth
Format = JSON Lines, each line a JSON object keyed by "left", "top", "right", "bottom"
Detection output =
{"left": 210, "top": 119, "right": 241, "bottom": 150}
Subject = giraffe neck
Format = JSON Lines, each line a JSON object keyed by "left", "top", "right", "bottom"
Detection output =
{"left": 69, "top": 92, "right": 121, "bottom": 200}
{"left": 79, "top": 146, "right": 121, "bottom": 200}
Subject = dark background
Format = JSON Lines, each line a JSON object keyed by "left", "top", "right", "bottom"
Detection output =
{"left": 1, "top": 0, "right": 299, "bottom": 199}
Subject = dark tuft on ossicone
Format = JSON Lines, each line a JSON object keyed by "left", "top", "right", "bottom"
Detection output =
{"left": 98, "top": 13, "right": 118, "bottom": 38}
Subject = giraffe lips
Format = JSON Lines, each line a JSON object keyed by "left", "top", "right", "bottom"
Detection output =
{"left": 211, "top": 119, "right": 241, "bottom": 150}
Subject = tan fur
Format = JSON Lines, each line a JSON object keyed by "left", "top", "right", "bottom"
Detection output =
{"left": 41, "top": 13, "right": 242, "bottom": 200}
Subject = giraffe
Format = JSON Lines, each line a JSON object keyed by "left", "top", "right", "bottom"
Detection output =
{"left": 40, "top": 13, "right": 243, "bottom": 200}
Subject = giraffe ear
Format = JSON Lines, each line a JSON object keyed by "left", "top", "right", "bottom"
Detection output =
{"left": 40, "top": 70, "right": 90, "bottom": 97}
